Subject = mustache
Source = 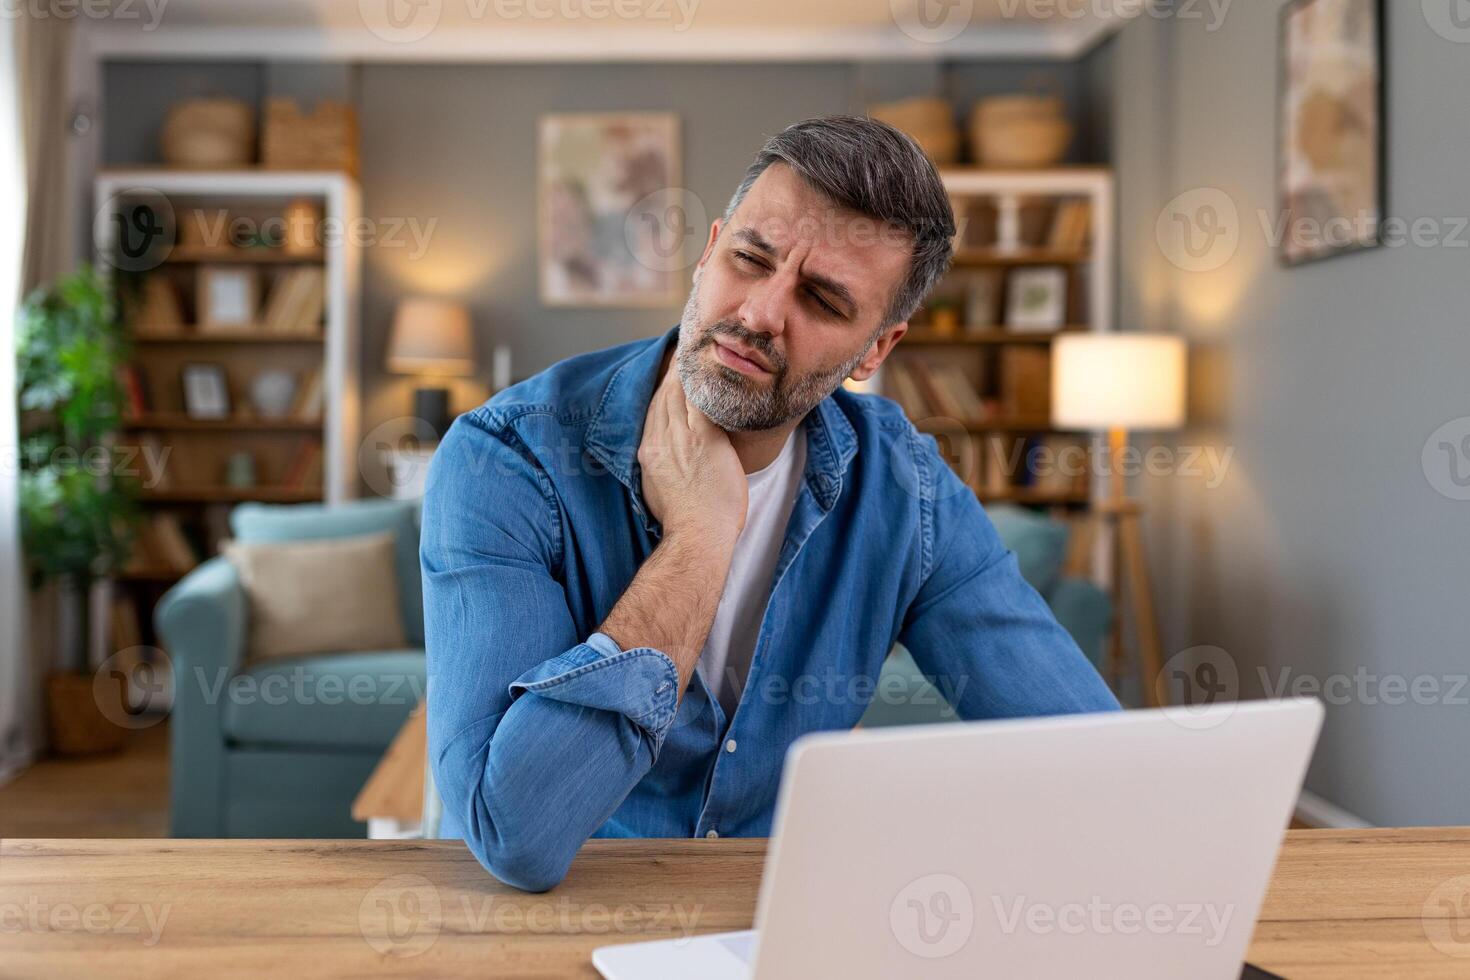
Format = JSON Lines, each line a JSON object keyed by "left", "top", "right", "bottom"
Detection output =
{"left": 699, "top": 321, "right": 787, "bottom": 375}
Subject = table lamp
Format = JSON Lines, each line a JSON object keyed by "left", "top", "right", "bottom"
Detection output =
{"left": 387, "top": 297, "right": 475, "bottom": 440}
{"left": 1053, "top": 333, "right": 1186, "bottom": 706}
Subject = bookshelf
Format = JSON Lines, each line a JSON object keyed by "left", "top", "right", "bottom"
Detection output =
{"left": 880, "top": 167, "right": 1113, "bottom": 511}
{"left": 93, "top": 170, "right": 362, "bottom": 646}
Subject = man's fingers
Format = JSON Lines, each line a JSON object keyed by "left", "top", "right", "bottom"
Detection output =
{"left": 663, "top": 363, "right": 693, "bottom": 433}
{"left": 684, "top": 396, "right": 719, "bottom": 437}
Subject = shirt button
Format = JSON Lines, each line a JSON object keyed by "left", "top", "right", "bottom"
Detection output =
{"left": 725, "top": 739, "right": 737, "bottom": 754}
{"left": 706, "top": 829, "right": 719, "bottom": 839}
{"left": 655, "top": 682, "right": 670, "bottom": 694}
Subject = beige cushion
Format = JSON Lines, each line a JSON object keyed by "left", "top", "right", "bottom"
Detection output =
{"left": 224, "top": 531, "right": 407, "bottom": 661}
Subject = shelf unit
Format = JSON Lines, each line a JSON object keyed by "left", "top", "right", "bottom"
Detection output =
{"left": 880, "top": 167, "right": 1113, "bottom": 511}
{"left": 93, "top": 169, "right": 362, "bottom": 619}
{"left": 95, "top": 169, "right": 362, "bottom": 503}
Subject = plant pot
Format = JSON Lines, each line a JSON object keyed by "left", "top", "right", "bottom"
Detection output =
{"left": 46, "top": 673, "right": 126, "bottom": 756}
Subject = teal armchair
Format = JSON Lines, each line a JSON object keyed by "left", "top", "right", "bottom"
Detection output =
{"left": 858, "top": 504, "right": 1113, "bottom": 728}
{"left": 156, "top": 499, "right": 426, "bottom": 838}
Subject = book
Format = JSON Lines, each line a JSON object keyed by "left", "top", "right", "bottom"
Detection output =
{"left": 932, "top": 364, "right": 986, "bottom": 422}
{"left": 118, "top": 365, "right": 149, "bottom": 419}
{"left": 111, "top": 598, "right": 143, "bottom": 651}
{"left": 908, "top": 361, "right": 967, "bottom": 419}
{"left": 292, "top": 368, "right": 325, "bottom": 421}
{"left": 149, "top": 514, "right": 199, "bottom": 572}
{"left": 999, "top": 348, "right": 1052, "bottom": 418}
{"left": 983, "top": 435, "right": 1014, "bottom": 494}
{"left": 281, "top": 439, "right": 323, "bottom": 490}
{"left": 258, "top": 270, "right": 296, "bottom": 334}
{"left": 260, "top": 268, "right": 324, "bottom": 336}
{"left": 881, "top": 362, "right": 929, "bottom": 418}
{"left": 289, "top": 267, "right": 325, "bottom": 336}
{"left": 123, "top": 523, "right": 163, "bottom": 574}
{"left": 962, "top": 270, "right": 1003, "bottom": 333}
{"left": 129, "top": 276, "right": 184, "bottom": 335}
{"left": 1048, "top": 200, "right": 1092, "bottom": 252}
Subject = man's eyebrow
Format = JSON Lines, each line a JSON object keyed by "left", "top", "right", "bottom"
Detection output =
{"left": 803, "top": 270, "right": 857, "bottom": 317}
{"left": 730, "top": 227, "right": 858, "bottom": 317}
{"left": 732, "top": 227, "right": 776, "bottom": 255}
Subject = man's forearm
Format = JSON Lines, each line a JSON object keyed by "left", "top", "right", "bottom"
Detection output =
{"left": 598, "top": 528, "right": 735, "bottom": 695}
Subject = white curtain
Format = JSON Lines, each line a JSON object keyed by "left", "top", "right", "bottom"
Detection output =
{"left": 0, "top": 12, "right": 32, "bottom": 784}
{"left": 0, "top": 11, "right": 75, "bottom": 784}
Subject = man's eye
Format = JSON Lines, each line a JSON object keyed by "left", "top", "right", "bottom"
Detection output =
{"left": 809, "top": 290, "right": 841, "bottom": 317}
{"left": 733, "top": 250, "right": 762, "bottom": 267}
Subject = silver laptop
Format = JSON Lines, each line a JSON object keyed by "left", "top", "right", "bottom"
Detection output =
{"left": 593, "top": 698, "right": 1322, "bottom": 980}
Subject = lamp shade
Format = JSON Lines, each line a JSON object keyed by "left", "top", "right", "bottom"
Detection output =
{"left": 1052, "top": 333, "right": 1186, "bottom": 431}
{"left": 387, "top": 297, "right": 475, "bottom": 376}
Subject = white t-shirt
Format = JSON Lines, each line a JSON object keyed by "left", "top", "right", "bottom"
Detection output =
{"left": 698, "top": 426, "right": 808, "bottom": 722}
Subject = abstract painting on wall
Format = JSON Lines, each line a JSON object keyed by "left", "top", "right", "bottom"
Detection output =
{"left": 1279, "top": 0, "right": 1384, "bottom": 266}
{"left": 539, "top": 112, "right": 683, "bottom": 307}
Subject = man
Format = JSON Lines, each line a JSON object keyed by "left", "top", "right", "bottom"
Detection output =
{"left": 421, "top": 116, "right": 1118, "bottom": 893}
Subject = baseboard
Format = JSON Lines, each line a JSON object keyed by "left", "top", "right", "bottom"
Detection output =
{"left": 1294, "top": 790, "right": 1373, "bottom": 829}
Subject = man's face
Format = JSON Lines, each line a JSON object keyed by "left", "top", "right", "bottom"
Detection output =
{"left": 675, "top": 163, "right": 914, "bottom": 432}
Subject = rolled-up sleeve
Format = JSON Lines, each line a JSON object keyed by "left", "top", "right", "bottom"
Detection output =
{"left": 508, "top": 633, "right": 680, "bottom": 755}
{"left": 421, "top": 413, "right": 677, "bottom": 892}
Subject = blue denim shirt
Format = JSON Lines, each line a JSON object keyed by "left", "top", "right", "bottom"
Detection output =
{"left": 421, "top": 326, "right": 1118, "bottom": 891}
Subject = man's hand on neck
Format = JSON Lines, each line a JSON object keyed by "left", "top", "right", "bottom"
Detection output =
{"left": 657, "top": 346, "right": 804, "bottom": 475}
{"left": 599, "top": 359, "right": 748, "bottom": 696}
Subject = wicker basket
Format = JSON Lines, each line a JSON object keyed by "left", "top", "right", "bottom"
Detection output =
{"left": 969, "top": 95, "right": 1073, "bottom": 169}
{"left": 161, "top": 98, "right": 255, "bottom": 169}
{"left": 46, "top": 673, "right": 126, "bottom": 756}
{"left": 263, "top": 98, "right": 360, "bottom": 177}
{"left": 867, "top": 97, "right": 960, "bottom": 167}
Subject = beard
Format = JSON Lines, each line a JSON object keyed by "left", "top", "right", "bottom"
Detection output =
{"left": 675, "top": 276, "right": 874, "bottom": 432}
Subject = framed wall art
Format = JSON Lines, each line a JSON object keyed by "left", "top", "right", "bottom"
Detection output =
{"left": 538, "top": 112, "right": 682, "bottom": 307}
{"left": 1279, "top": 0, "right": 1385, "bottom": 266}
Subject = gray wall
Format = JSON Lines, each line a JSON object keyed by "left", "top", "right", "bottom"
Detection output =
{"left": 1097, "top": 6, "right": 1470, "bottom": 825}
{"left": 102, "top": 58, "right": 1098, "bottom": 489}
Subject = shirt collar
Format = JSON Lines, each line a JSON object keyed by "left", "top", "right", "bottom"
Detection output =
{"left": 584, "top": 325, "right": 858, "bottom": 511}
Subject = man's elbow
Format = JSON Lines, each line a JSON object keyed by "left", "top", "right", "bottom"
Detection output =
{"left": 455, "top": 790, "right": 575, "bottom": 892}
{"left": 474, "top": 834, "right": 572, "bottom": 893}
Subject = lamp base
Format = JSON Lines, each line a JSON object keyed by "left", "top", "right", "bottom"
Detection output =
{"left": 413, "top": 387, "right": 451, "bottom": 441}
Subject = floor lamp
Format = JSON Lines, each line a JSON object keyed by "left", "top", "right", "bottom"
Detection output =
{"left": 1052, "top": 334, "right": 1187, "bottom": 707}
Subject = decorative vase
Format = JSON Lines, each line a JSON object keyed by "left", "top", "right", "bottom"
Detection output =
{"left": 250, "top": 369, "right": 298, "bottom": 418}
{"left": 225, "top": 452, "right": 257, "bottom": 489}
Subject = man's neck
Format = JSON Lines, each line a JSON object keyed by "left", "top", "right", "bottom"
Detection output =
{"left": 728, "top": 423, "right": 801, "bottom": 475}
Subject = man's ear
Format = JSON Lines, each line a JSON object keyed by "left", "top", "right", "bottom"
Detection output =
{"left": 695, "top": 218, "right": 723, "bottom": 271}
{"left": 849, "top": 322, "right": 908, "bottom": 382}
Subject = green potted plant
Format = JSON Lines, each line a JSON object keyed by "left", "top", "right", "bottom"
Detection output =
{"left": 16, "top": 265, "right": 140, "bottom": 754}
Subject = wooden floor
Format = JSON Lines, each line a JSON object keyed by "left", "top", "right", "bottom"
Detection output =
{"left": 0, "top": 720, "right": 170, "bottom": 838}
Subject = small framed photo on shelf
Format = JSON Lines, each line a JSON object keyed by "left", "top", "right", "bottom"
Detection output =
{"left": 197, "top": 266, "right": 258, "bottom": 332}
{"left": 1005, "top": 266, "right": 1067, "bottom": 332}
{"left": 181, "top": 363, "right": 231, "bottom": 419}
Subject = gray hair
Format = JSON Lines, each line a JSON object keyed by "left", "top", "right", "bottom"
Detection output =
{"left": 722, "top": 115, "right": 956, "bottom": 329}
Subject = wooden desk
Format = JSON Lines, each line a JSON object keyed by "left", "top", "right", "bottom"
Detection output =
{"left": 3, "top": 829, "right": 1469, "bottom": 977}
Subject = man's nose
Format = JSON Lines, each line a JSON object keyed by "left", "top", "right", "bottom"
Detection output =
{"left": 736, "top": 274, "right": 790, "bottom": 340}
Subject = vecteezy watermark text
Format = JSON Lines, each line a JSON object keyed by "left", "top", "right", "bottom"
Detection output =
{"left": 992, "top": 894, "right": 1235, "bottom": 947}
{"left": 0, "top": 898, "right": 171, "bottom": 947}
{"left": 1, "top": 0, "right": 170, "bottom": 30}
